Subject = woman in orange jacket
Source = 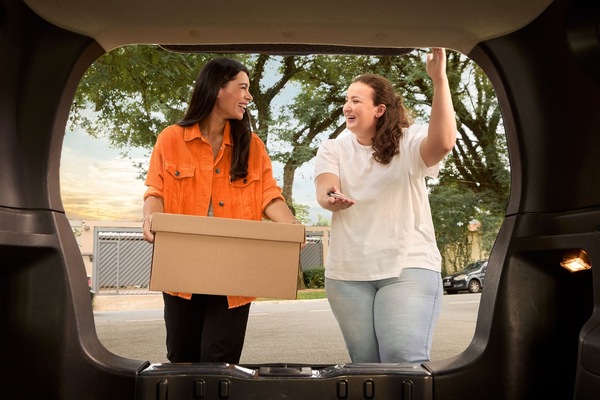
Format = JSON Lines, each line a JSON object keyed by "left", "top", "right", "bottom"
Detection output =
{"left": 142, "top": 57, "right": 300, "bottom": 363}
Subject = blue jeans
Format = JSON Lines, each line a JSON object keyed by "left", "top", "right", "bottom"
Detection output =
{"left": 326, "top": 268, "right": 442, "bottom": 364}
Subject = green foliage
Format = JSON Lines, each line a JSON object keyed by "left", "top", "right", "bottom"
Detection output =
{"left": 429, "top": 182, "right": 503, "bottom": 274}
{"left": 430, "top": 55, "right": 507, "bottom": 270}
{"left": 70, "top": 46, "right": 510, "bottom": 267}
{"left": 257, "top": 288, "right": 326, "bottom": 301}
{"left": 296, "top": 289, "right": 326, "bottom": 300}
{"left": 292, "top": 202, "right": 310, "bottom": 224}
{"left": 70, "top": 47, "right": 211, "bottom": 148}
{"left": 303, "top": 268, "right": 325, "bottom": 289}
{"left": 314, "top": 214, "right": 331, "bottom": 227}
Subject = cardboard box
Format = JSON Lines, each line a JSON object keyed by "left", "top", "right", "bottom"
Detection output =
{"left": 149, "top": 213, "right": 305, "bottom": 299}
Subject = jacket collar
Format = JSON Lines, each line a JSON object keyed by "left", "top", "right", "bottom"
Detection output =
{"left": 183, "top": 121, "right": 233, "bottom": 147}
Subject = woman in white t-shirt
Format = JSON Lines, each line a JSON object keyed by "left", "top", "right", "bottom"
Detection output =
{"left": 314, "top": 48, "right": 457, "bottom": 364}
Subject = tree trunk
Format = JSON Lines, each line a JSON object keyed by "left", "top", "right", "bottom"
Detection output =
{"left": 297, "top": 263, "right": 306, "bottom": 290}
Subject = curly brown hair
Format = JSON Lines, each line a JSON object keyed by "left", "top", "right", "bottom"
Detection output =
{"left": 352, "top": 74, "right": 413, "bottom": 164}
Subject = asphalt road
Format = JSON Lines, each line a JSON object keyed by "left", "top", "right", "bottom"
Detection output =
{"left": 94, "top": 292, "right": 481, "bottom": 365}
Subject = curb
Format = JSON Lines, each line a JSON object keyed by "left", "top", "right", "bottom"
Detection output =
{"left": 92, "top": 291, "right": 327, "bottom": 312}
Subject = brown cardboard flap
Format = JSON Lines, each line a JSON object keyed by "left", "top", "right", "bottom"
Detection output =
{"left": 150, "top": 212, "right": 305, "bottom": 243}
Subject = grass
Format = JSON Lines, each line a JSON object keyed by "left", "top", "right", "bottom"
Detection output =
{"left": 297, "top": 288, "right": 326, "bottom": 300}
{"left": 257, "top": 288, "right": 326, "bottom": 302}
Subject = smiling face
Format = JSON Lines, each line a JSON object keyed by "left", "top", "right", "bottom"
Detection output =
{"left": 343, "top": 81, "right": 385, "bottom": 144}
{"left": 215, "top": 71, "right": 253, "bottom": 120}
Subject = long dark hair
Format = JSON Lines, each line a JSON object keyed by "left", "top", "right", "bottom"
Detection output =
{"left": 178, "top": 57, "right": 251, "bottom": 181}
{"left": 352, "top": 74, "right": 412, "bottom": 164}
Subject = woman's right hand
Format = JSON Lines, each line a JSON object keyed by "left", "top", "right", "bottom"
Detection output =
{"left": 142, "top": 214, "right": 155, "bottom": 243}
{"left": 142, "top": 195, "right": 164, "bottom": 243}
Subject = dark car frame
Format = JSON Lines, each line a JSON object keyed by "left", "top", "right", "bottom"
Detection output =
{"left": 443, "top": 260, "right": 488, "bottom": 294}
{"left": 2, "top": 0, "right": 600, "bottom": 399}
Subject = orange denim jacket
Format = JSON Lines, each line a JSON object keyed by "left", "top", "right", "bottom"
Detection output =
{"left": 144, "top": 122, "right": 285, "bottom": 308}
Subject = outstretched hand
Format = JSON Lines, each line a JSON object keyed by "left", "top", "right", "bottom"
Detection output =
{"left": 326, "top": 186, "right": 356, "bottom": 210}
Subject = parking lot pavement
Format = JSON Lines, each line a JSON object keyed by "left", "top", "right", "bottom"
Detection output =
{"left": 93, "top": 293, "right": 480, "bottom": 363}
{"left": 93, "top": 294, "right": 164, "bottom": 311}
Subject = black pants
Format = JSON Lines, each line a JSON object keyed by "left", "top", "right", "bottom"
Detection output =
{"left": 162, "top": 293, "right": 251, "bottom": 363}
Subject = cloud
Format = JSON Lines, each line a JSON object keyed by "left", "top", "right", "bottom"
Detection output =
{"left": 61, "top": 132, "right": 146, "bottom": 221}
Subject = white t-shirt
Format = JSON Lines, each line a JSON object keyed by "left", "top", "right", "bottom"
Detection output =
{"left": 314, "top": 124, "right": 442, "bottom": 281}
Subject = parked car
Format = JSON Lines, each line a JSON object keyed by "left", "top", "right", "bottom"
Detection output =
{"left": 443, "top": 260, "right": 488, "bottom": 294}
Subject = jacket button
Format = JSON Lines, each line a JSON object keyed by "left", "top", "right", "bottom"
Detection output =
{"left": 219, "top": 201, "right": 224, "bottom": 207}
{"left": 175, "top": 171, "right": 180, "bottom": 176}
{"left": 215, "top": 168, "right": 221, "bottom": 174}
{"left": 243, "top": 178, "right": 247, "bottom": 184}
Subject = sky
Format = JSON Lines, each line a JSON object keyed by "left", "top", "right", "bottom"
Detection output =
{"left": 60, "top": 128, "right": 330, "bottom": 225}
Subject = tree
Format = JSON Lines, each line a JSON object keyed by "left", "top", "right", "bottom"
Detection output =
{"left": 69, "top": 46, "right": 509, "bottom": 268}
{"left": 265, "top": 50, "right": 507, "bottom": 270}
{"left": 70, "top": 47, "right": 210, "bottom": 152}
{"left": 69, "top": 48, "right": 418, "bottom": 208}
{"left": 314, "top": 215, "right": 331, "bottom": 227}
{"left": 269, "top": 54, "right": 420, "bottom": 210}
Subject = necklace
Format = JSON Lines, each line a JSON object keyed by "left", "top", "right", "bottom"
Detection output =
{"left": 363, "top": 143, "right": 372, "bottom": 155}
{"left": 353, "top": 135, "right": 373, "bottom": 161}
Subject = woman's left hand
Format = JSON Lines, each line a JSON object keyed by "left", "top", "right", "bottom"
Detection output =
{"left": 326, "top": 187, "right": 356, "bottom": 210}
{"left": 426, "top": 48, "right": 447, "bottom": 82}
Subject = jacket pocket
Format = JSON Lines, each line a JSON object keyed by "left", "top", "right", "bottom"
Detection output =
{"left": 164, "top": 163, "right": 196, "bottom": 214}
{"left": 230, "top": 171, "right": 261, "bottom": 219}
